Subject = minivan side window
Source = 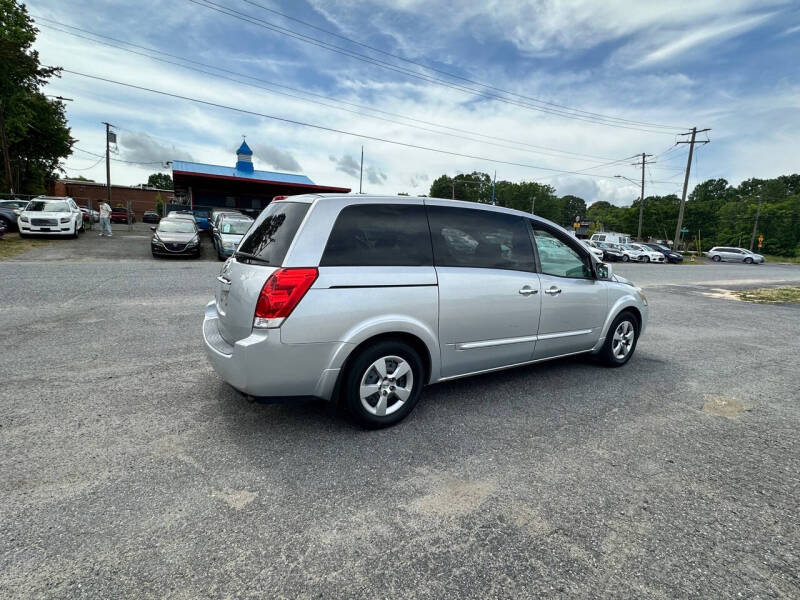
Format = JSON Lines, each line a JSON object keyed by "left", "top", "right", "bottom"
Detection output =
{"left": 427, "top": 206, "right": 534, "bottom": 271}
{"left": 321, "top": 204, "right": 433, "bottom": 266}
{"left": 532, "top": 227, "right": 593, "bottom": 279}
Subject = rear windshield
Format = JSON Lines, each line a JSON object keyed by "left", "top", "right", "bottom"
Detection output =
{"left": 236, "top": 201, "right": 309, "bottom": 265}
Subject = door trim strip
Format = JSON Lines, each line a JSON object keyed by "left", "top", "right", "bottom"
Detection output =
{"left": 455, "top": 329, "right": 592, "bottom": 350}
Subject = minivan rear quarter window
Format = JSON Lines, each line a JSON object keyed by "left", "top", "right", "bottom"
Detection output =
{"left": 427, "top": 206, "right": 534, "bottom": 271}
{"left": 321, "top": 204, "right": 433, "bottom": 266}
{"left": 236, "top": 201, "right": 309, "bottom": 265}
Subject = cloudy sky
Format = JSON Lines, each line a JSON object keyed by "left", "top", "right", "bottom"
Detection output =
{"left": 29, "top": 0, "right": 800, "bottom": 205}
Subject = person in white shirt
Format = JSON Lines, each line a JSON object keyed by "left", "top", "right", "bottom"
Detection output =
{"left": 98, "top": 201, "right": 112, "bottom": 237}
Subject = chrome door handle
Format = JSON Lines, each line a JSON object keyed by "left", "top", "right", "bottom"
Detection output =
{"left": 544, "top": 286, "right": 562, "bottom": 296}
{"left": 518, "top": 286, "right": 538, "bottom": 296}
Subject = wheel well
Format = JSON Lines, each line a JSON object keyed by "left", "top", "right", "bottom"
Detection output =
{"left": 619, "top": 306, "right": 642, "bottom": 332}
{"left": 333, "top": 332, "right": 433, "bottom": 406}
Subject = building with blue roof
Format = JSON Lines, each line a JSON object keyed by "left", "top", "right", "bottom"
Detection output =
{"left": 171, "top": 140, "right": 350, "bottom": 214}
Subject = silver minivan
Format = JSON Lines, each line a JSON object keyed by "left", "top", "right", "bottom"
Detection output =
{"left": 203, "top": 195, "right": 648, "bottom": 427}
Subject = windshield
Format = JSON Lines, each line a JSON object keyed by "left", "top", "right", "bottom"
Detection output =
{"left": 220, "top": 219, "right": 252, "bottom": 235}
{"left": 26, "top": 200, "right": 69, "bottom": 212}
{"left": 622, "top": 244, "right": 638, "bottom": 251}
{"left": 158, "top": 220, "right": 196, "bottom": 234}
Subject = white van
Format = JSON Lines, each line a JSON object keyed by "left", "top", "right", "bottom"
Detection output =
{"left": 590, "top": 232, "right": 631, "bottom": 245}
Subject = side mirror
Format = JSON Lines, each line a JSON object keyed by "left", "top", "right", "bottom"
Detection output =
{"left": 596, "top": 262, "right": 612, "bottom": 280}
{"left": 150, "top": 226, "right": 156, "bottom": 231}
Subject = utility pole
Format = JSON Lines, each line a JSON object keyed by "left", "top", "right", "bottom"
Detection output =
{"left": 672, "top": 127, "right": 711, "bottom": 251}
{"left": 103, "top": 122, "right": 114, "bottom": 208}
{"left": 530, "top": 197, "right": 535, "bottom": 215}
{"left": 358, "top": 145, "right": 363, "bottom": 194}
{"left": 0, "top": 100, "right": 13, "bottom": 195}
{"left": 632, "top": 152, "right": 654, "bottom": 240}
{"left": 749, "top": 193, "right": 762, "bottom": 251}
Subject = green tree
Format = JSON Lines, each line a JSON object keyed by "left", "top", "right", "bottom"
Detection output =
{"left": 155, "top": 192, "right": 164, "bottom": 216}
{"left": 0, "top": 0, "right": 73, "bottom": 193}
{"left": 146, "top": 172, "right": 173, "bottom": 189}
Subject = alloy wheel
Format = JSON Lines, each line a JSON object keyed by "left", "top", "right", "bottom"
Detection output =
{"left": 612, "top": 321, "right": 635, "bottom": 360}
{"left": 359, "top": 355, "right": 414, "bottom": 417}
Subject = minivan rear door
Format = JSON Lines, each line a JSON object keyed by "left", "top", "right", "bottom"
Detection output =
{"left": 214, "top": 200, "right": 311, "bottom": 344}
{"left": 427, "top": 203, "right": 541, "bottom": 378}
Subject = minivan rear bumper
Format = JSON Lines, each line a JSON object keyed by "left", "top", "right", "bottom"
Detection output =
{"left": 202, "top": 301, "right": 345, "bottom": 400}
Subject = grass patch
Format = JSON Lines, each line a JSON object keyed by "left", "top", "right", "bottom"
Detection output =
{"left": 735, "top": 287, "right": 800, "bottom": 304}
{"left": 0, "top": 235, "right": 52, "bottom": 260}
{"left": 763, "top": 254, "right": 800, "bottom": 264}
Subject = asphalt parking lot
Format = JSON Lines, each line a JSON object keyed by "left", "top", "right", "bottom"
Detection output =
{"left": 1, "top": 235, "right": 799, "bottom": 598}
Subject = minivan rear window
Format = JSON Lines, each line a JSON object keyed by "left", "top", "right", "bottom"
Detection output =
{"left": 236, "top": 201, "right": 309, "bottom": 265}
{"left": 321, "top": 204, "right": 433, "bottom": 266}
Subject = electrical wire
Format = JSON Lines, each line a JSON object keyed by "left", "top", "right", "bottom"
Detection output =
{"left": 34, "top": 17, "right": 630, "bottom": 163}
{"left": 59, "top": 68, "right": 678, "bottom": 180}
{"left": 236, "top": 0, "right": 687, "bottom": 131}
{"left": 73, "top": 146, "right": 166, "bottom": 165}
{"left": 185, "top": 0, "right": 685, "bottom": 135}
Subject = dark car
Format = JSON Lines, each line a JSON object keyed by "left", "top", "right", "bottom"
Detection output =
{"left": 151, "top": 218, "right": 201, "bottom": 258}
{"left": 643, "top": 243, "right": 683, "bottom": 263}
{"left": 0, "top": 204, "right": 21, "bottom": 232}
{"left": 142, "top": 210, "right": 161, "bottom": 223}
{"left": 191, "top": 206, "right": 212, "bottom": 231}
{"left": 597, "top": 242, "right": 625, "bottom": 262}
{"left": 166, "top": 210, "right": 196, "bottom": 222}
{"left": 110, "top": 206, "right": 136, "bottom": 223}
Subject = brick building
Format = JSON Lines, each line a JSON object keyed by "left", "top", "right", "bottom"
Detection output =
{"left": 50, "top": 180, "right": 171, "bottom": 215}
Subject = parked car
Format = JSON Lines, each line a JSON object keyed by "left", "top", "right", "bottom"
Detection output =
{"left": 0, "top": 217, "right": 7, "bottom": 238}
{"left": 596, "top": 242, "right": 625, "bottom": 262}
{"left": 0, "top": 199, "right": 29, "bottom": 211}
{"left": 150, "top": 218, "right": 201, "bottom": 258}
{"left": 626, "top": 243, "right": 665, "bottom": 263}
{"left": 643, "top": 243, "right": 683, "bottom": 263}
{"left": 18, "top": 196, "right": 84, "bottom": 237}
{"left": 191, "top": 206, "right": 212, "bottom": 231}
{"left": 211, "top": 209, "right": 243, "bottom": 230}
{"left": 581, "top": 240, "right": 604, "bottom": 260}
{"left": 78, "top": 207, "right": 100, "bottom": 223}
{"left": 203, "top": 195, "right": 648, "bottom": 428}
{"left": 166, "top": 210, "right": 196, "bottom": 222}
{"left": 707, "top": 247, "right": 765, "bottom": 264}
{"left": 142, "top": 210, "right": 161, "bottom": 224}
{"left": 590, "top": 232, "right": 631, "bottom": 245}
{"left": 110, "top": 206, "right": 136, "bottom": 223}
{"left": 212, "top": 215, "right": 254, "bottom": 261}
{"left": 0, "top": 204, "right": 22, "bottom": 232}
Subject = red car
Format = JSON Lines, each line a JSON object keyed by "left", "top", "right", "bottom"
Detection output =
{"left": 110, "top": 206, "right": 136, "bottom": 223}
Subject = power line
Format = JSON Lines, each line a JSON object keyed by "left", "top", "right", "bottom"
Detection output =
{"left": 59, "top": 68, "right": 675, "bottom": 181}
{"left": 35, "top": 17, "right": 630, "bottom": 164}
{"left": 185, "top": 0, "right": 685, "bottom": 135}
{"left": 236, "top": 0, "right": 687, "bottom": 131}
{"left": 73, "top": 146, "right": 166, "bottom": 165}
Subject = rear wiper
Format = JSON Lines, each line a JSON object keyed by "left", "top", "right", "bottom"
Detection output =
{"left": 234, "top": 251, "right": 271, "bottom": 265}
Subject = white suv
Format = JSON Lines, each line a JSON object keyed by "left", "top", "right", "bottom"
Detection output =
{"left": 18, "top": 196, "right": 84, "bottom": 238}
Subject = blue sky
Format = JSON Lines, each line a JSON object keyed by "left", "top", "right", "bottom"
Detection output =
{"left": 29, "top": 0, "right": 800, "bottom": 204}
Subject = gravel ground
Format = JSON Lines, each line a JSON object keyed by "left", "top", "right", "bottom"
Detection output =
{"left": 1, "top": 241, "right": 799, "bottom": 599}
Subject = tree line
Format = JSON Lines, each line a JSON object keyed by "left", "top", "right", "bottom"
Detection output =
{"left": 429, "top": 172, "right": 800, "bottom": 257}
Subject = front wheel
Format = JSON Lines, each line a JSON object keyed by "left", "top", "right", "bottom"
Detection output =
{"left": 597, "top": 311, "right": 639, "bottom": 367}
{"left": 622, "top": 254, "right": 630, "bottom": 262}
{"left": 343, "top": 340, "right": 424, "bottom": 429}
{"left": 643, "top": 256, "right": 650, "bottom": 263}
{"left": 712, "top": 255, "right": 721, "bottom": 262}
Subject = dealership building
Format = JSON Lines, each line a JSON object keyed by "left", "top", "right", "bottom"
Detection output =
{"left": 171, "top": 140, "right": 350, "bottom": 211}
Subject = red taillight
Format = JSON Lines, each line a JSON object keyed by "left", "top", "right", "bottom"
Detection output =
{"left": 254, "top": 267, "right": 318, "bottom": 327}
{"left": 272, "top": 195, "right": 289, "bottom": 202}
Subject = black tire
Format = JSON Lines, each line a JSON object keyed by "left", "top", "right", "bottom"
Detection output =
{"left": 19, "top": 232, "right": 27, "bottom": 238}
{"left": 151, "top": 251, "right": 160, "bottom": 259}
{"left": 644, "top": 256, "right": 650, "bottom": 263}
{"left": 622, "top": 254, "right": 630, "bottom": 262}
{"left": 72, "top": 225, "right": 79, "bottom": 238}
{"left": 712, "top": 255, "right": 721, "bottom": 262}
{"left": 343, "top": 340, "right": 424, "bottom": 429}
{"left": 744, "top": 257, "right": 753, "bottom": 264}
{"left": 596, "top": 311, "right": 640, "bottom": 367}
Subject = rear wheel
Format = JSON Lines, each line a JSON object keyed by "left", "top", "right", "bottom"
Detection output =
{"left": 343, "top": 340, "right": 424, "bottom": 429}
{"left": 597, "top": 311, "right": 639, "bottom": 367}
{"left": 622, "top": 254, "right": 630, "bottom": 262}
{"left": 744, "top": 257, "right": 753, "bottom": 264}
